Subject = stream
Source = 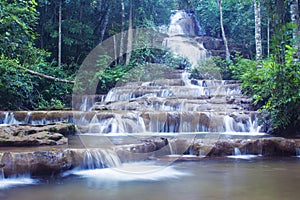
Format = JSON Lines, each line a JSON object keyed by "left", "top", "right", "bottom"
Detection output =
{"left": 1, "top": 159, "right": 300, "bottom": 200}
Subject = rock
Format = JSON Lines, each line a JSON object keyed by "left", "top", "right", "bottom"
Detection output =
{"left": 0, "top": 122, "right": 75, "bottom": 147}
{"left": 261, "top": 137, "right": 297, "bottom": 156}
{"left": 207, "top": 140, "right": 234, "bottom": 156}
{"left": 0, "top": 137, "right": 300, "bottom": 176}
{"left": 1, "top": 150, "right": 73, "bottom": 176}
{"left": 202, "top": 137, "right": 300, "bottom": 157}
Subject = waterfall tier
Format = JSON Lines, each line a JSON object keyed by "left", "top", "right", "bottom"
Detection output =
{"left": 161, "top": 10, "right": 209, "bottom": 66}
{"left": 1, "top": 70, "right": 263, "bottom": 135}
{"left": 168, "top": 10, "right": 204, "bottom": 36}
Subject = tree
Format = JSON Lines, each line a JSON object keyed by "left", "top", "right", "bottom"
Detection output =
{"left": 58, "top": 0, "right": 62, "bottom": 67}
{"left": 254, "top": 0, "right": 262, "bottom": 67}
{"left": 0, "top": 0, "right": 73, "bottom": 110}
{"left": 125, "top": 0, "right": 133, "bottom": 65}
{"left": 290, "top": 0, "right": 300, "bottom": 62}
{"left": 0, "top": 0, "right": 39, "bottom": 63}
{"left": 218, "top": 0, "right": 230, "bottom": 61}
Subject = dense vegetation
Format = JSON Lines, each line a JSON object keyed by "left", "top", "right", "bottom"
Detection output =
{"left": 0, "top": 0, "right": 299, "bottom": 134}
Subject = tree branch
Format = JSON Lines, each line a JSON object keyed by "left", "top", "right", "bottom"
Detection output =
{"left": 18, "top": 66, "right": 75, "bottom": 85}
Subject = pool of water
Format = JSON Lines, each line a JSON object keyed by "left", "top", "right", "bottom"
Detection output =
{"left": 1, "top": 158, "right": 300, "bottom": 200}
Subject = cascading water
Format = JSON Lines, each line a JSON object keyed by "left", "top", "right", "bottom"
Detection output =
{"left": 0, "top": 77, "right": 264, "bottom": 135}
{"left": 234, "top": 147, "right": 242, "bottom": 156}
{"left": 1, "top": 168, "right": 4, "bottom": 180}
{"left": 0, "top": 168, "right": 37, "bottom": 189}
{"left": 296, "top": 148, "right": 300, "bottom": 157}
{"left": 80, "top": 96, "right": 89, "bottom": 111}
{"left": 168, "top": 10, "right": 204, "bottom": 36}
{"left": 163, "top": 10, "right": 209, "bottom": 67}
{"left": 227, "top": 146, "right": 261, "bottom": 160}
{"left": 81, "top": 149, "right": 121, "bottom": 169}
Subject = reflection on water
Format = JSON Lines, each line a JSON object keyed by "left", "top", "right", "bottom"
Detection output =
{"left": 1, "top": 159, "right": 300, "bottom": 200}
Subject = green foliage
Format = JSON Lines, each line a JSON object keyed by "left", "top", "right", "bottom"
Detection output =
{"left": 0, "top": 0, "right": 38, "bottom": 63}
{"left": 211, "top": 56, "right": 233, "bottom": 80}
{"left": 190, "top": 57, "right": 232, "bottom": 80}
{"left": 134, "top": 0, "right": 175, "bottom": 27}
{"left": 95, "top": 48, "right": 191, "bottom": 94}
{"left": 230, "top": 46, "right": 300, "bottom": 134}
{"left": 192, "top": 1, "right": 271, "bottom": 59}
{"left": 0, "top": 57, "right": 31, "bottom": 110}
{"left": 0, "top": 55, "right": 72, "bottom": 110}
{"left": 0, "top": 0, "right": 73, "bottom": 110}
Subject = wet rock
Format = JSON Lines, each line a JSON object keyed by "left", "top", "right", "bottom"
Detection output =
{"left": 1, "top": 150, "right": 73, "bottom": 176}
{"left": 202, "top": 137, "right": 300, "bottom": 157}
{"left": 0, "top": 122, "right": 75, "bottom": 147}
{"left": 261, "top": 138, "right": 297, "bottom": 156}
{"left": 0, "top": 137, "right": 300, "bottom": 176}
{"left": 207, "top": 140, "right": 234, "bottom": 156}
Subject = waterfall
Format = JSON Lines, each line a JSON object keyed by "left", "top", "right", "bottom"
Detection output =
{"left": 80, "top": 96, "right": 89, "bottom": 111}
{"left": 227, "top": 146, "right": 260, "bottom": 160}
{"left": 1, "top": 168, "right": 4, "bottom": 180}
{"left": 234, "top": 147, "right": 242, "bottom": 156}
{"left": 163, "top": 10, "right": 209, "bottom": 67}
{"left": 3, "top": 112, "right": 18, "bottom": 124}
{"left": 296, "top": 148, "right": 300, "bottom": 157}
{"left": 168, "top": 10, "right": 204, "bottom": 36}
{"left": 248, "top": 119, "right": 261, "bottom": 133}
{"left": 224, "top": 116, "right": 235, "bottom": 132}
{"left": 82, "top": 149, "right": 121, "bottom": 169}
{"left": 168, "top": 141, "right": 177, "bottom": 155}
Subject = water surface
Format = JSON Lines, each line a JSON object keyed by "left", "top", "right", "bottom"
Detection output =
{"left": 1, "top": 159, "right": 300, "bottom": 200}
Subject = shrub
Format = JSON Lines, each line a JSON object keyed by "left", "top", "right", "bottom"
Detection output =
{"left": 190, "top": 57, "right": 222, "bottom": 80}
{"left": 230, "top": 46, "right": 300, "bottom": 134}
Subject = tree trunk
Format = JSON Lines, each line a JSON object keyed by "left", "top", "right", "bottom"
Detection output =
{"left": 58, "top": 0, "right": 62, "bottom": 67}
{"left": 113, "top": 34, "right": 118, "bottom": 65}
{"left": 99, "top": 4, "right": 111, "bottom": 43}
{"left": 125, "top": 0, "right": 133, "bottom": 65}
{"left": 254, "top": 0, "right": 262, "bottom": 68}
{"left": 290, "top": 0, "right": 300, "bottom": 62}
{"left": 267, "top": 17, "right": 270, "bottom": 58}
{"left": 119, "top": 0, "right": 126, "bottom": 64}
{"left": 218, "top": 0, "right": 230, "bottom": 62}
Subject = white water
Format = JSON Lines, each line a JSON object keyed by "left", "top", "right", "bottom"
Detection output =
{"left": 168, "top": 10, "right": 203, "bottom": 36}
{"left": 80, "top": 96, "right": 89, "bottom": 111}
{"left": 82, "top": 149, "right": 121, "bottom": 169}
{"left": 1, "top": 155, "right": 37, "bottom": 189}
{"left": 1, "top": 168, "right": 4, "bottom": 179}
{"left": 296, "top": 148, "right": 300, "bottom": 157}
{"left": 0, "top": 173, "right": 37, "bottom": 190}
{"left": 71, "top": 162, "right": 189, "bottom": 182}
{"left": 224, "top": 115, "right": 235, "bottom": 132}
{"left": 227, "top": 147, "right": 260, "bottom": 160}
{"left": 2, "top": 112, "right": 18, "bottom": 124}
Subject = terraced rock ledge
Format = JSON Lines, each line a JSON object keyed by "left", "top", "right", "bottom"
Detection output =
{"left": 1, "top": 136, "right": 300, "bottom": 176}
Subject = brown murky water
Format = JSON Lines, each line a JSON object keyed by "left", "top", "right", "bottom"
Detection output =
{"left": 1, "top": 158, "right": 300, "bottom": 200}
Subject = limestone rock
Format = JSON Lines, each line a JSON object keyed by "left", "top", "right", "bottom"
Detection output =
{"left": 0, "top": 122, "right": 75, "bottom": 147}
